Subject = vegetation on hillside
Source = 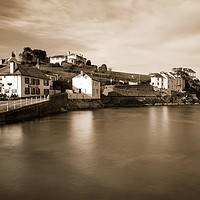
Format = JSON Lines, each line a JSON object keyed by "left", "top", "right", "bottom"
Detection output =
{"left": 19, "top": 47, "right": 49, "bottom": 64}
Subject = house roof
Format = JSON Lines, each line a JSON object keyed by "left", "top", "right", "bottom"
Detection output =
{"left": 73, "top": 72, "right": 100, "bottom": 82}
{"left": 161, "top": 72, "right": 174, "bottom": 79}
{"left": 50, "top": 55, "right": 66, "bottom": 58}
{"left": 184, "top": 68, "right": 195, "bottom": 73}
{"left": 149, "top": 73, "right": 164, "bottom": 78}
{"left": 0, "top": 65, "right": 49, "bottom": 80}
{"left": 68, "top": 53, "right": 86, "bottom": 59}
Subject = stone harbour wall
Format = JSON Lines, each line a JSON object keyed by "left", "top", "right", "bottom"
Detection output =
{"left": 0, "top": 93, "right": 103, "bottom": 125}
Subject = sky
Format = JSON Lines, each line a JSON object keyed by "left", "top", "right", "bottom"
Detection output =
{"left": 0, "top": 0, "right": 200, "bottom": 77}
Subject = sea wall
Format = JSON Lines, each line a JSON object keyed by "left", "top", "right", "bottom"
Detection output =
{"left": 101, "top": 95, "right": 161, "bottom": 107}
{"left": 0, "top": 93, "right": 103, "bottom": 125}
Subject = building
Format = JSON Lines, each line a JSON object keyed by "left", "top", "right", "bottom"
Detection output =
{"left": 70, "top": 72, "right": 100, "bottom": 99}
{"left": 103, "top": 84, "right": 156, "bottom": 97}
{"left": 50, "top": 55, "right": 67, "bottom": 65}
{"left": 149, "top": 73, "right": 164, "bottom": 90}
{"left": 0, "top": 57, "right": 50, "bottom": 98}
{"left": 172, "top": 67, "right": 196, "bottom": 80}
{"left": 45, "top": 73, "right": 59, "bottom": 95}
{"left": 150, "top": 72, "right": 185, "bottom": 92}
{"left": 67, "top": 53, "right": 86, "bottom": 66}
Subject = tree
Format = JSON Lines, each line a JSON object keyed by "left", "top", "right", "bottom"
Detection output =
{"left": 99, "top": 64, "right": 107, "bottom": 72}
{"left": 32, "top": 49, "right": 47, "bottom": 63}
{"left": 86, "top": 60, "right": 91, "bottom": 66}
{"left": 19, "top": 47, "right": 48, "bottom": 64}
{"left": 19, "top": 47, "right": 33, "bottom": 64}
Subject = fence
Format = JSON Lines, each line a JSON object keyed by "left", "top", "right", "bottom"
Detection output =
{"left": 0, "top": 96, "right": 49, "bottom": 113}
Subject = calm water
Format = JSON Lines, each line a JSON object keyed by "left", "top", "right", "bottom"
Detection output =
{"left": 1, "top": 106, "right": 200, "bottom": 200}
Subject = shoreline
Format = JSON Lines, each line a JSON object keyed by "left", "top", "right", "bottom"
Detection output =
{"left": 0, "top": 93, "right": 199, "bottom": 125}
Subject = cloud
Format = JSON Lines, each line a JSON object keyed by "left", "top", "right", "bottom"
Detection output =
{"left": 0, "top": 0, "right": 200, "bottom": 76}
{"left": 0, "top": 0, "right": 25, "bottom": 19}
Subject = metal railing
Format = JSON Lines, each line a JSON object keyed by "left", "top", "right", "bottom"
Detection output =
{"left": 0, "top": 95, "right": 49, "bottom": 113}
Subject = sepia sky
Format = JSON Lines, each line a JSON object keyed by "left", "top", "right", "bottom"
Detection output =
{"left": 0, "top": 0, "right": 200, "bottom": 76}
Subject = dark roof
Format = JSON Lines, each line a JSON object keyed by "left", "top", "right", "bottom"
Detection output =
{"left": 184, "top": 68, "right": 195, "bottom": 73}
{"left": 0, "top": 65, "right": 49, "bottom": 80}
{"left": 73, "top": 73, "right": 100, "bottom": 82}
{"left": 50, "top": 55, "right": 66, "bottom": 58}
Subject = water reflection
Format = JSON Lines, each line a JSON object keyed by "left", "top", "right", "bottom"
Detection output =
{"left": 70, "top": 111, "right": 94, "bottom": 150}
{"left": 0, "top": 124, "right": 23, "bottom": 147}
{"left": 161, "top": 106, "right": 170, "bottom": 133}
{"left": 69, "top": 111, "right": 95, "bottom": 173}
{"left": 147, "top": 106, "right": 170, "bottom": 133}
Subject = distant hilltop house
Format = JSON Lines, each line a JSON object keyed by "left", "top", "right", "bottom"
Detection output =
{"left": 172, "top": 67, "right": 196, "bottom": 80}
{"left": 149, "top": 71, "right": 185, "bottom": 92}
{"left": 0, "top": 54, "right": 55, "bottom": 98}
{"left": 67, "top": 52, "right": 86, "bottom": 66}
{"left": 50, "top": 55, "right": 67, "bottom": 65}
{"left": 67, "top": 71, "right": 100, "bottom": 99}
{"left": 50, "top": 52, "right": 87, "bottom": 67}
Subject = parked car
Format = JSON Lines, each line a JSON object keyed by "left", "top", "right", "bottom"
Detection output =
{"left": 0, "top": 93, "right": 8, "bottom": 101}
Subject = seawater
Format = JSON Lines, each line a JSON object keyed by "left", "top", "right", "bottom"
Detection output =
{"left": 1, "top": 106, "right": 200, "bottom": 200}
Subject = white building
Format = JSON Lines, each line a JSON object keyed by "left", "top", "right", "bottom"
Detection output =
{"left": 67, "top": 53, "right": 86, "bottom": 66}
{"left": 71, "top": 72, "right": 100, "bottom": 99}
{"left": 149, "top": 73, "right": 164, "bottom": 90}
{"left": 150, "top": 72, "right": 185, "bottom": 92}
{"left": 0, "top": 58, "right": 50, "bottom": 98}
{"left": 50, "top": 55, "right": 67, "bottom": 65}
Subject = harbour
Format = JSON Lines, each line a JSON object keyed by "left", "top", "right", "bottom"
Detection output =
{"left": 1, "top": 106, "right": 200, "bottom": 199}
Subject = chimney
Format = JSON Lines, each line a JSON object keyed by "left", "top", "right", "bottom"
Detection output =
{"left": 36, "top": 58, "right": 40, "bottom": 69}
{"left": 10, "top": 51, "right": 16, "bottom": 74}
{"left": 10, "top": 62, "right": 14, "bottom": 74}
{"left": 80, "top": 71, "right": 84, "bottom": 76}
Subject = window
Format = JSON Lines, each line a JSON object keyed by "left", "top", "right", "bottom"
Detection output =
{"left": 44, "top": 80, "right": 49, "bottom": 86}
{"left": 44, "top": 89, "right": 49, "bottom": 95}
{"left": 25, "top": 77, "right": 29, "bottom": 84}
{"left": 31, "top": 78, "right": 35, "bottom": 85}
{"left": 5, "top": 89, "right": 9, "bottom": 93}
{"left": 36, "top": 79, "right": 40, "bottom": 85}
{"left": 51, "top": 77, "right": 56, "bottom": 81}
{"left": 25, "top": 88, "right": 30, "bottom": 94}
{"left": 31, "top": 88, "right": 35, "bottom": 95}
{"left": 36, "top": 88, "right": 40, "bottom": 95}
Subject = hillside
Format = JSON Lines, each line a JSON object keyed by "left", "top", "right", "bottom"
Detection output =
{"left": 40, "top": 65, "right": 150, "bottom": 85}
